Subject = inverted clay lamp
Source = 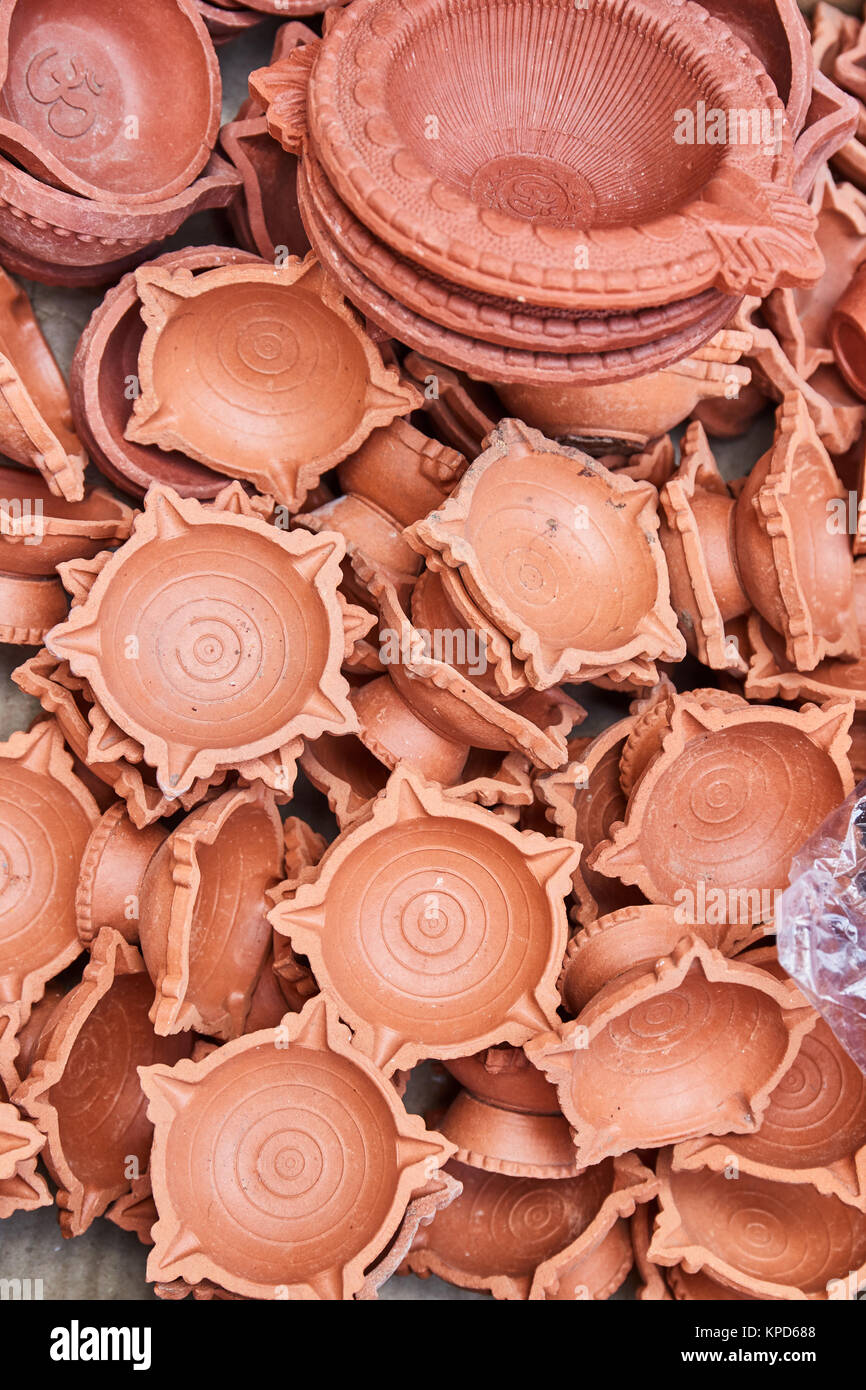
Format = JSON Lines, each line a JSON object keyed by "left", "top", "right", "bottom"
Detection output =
{"left": 409, "top": 564, "right": 529, "bottom": 701}
{"left": 0, "top": 720, "right": 99, "bottom": 1011}
{"left": 438, "top": 1045, "right": 580, "bottom": 1179}
{"left": 407, "top": 420, "right": 684, "bottom": 689}
{"left": 528, "top": 934, "right": 815, "bottom": 1166}
{"left": 674, "top": 947, "right": 866, "bottom": 1211}
{"left": 591, "top": 697, "right": 854, "bottom": 920}
{"left": 45, "top": 485, "right": 367, "bottom": 798}
{"left": 16, "top": 928, "right": 191, "bottom": 1235}
{"left": 660, "top": 395, "right": 860, "bottom": 671}
{"left": 141, "top": 995, "right": 456, "bottom": 1299}
{"left": 270, "top": 768, "right": 578, "bottom": 1075}
{"left": 535, "top": 722, "right": 646, "bottom": 927}
{"left": 297, "top": 417, "right": 467, "bottom": 606}
{"left": 75, "top": 802, "right": 169, "bottom": 947}
{"left": 137, "top": 785, "right": 284, "bottom": 1040}
{"left": 650, "top": 1149, "right": 866, "bottom": 1300}
{"left": 0, "top": 1098, "right": 51, "bottom": 1218}
{"left": 305, "top": 0, "right": 820, "bottom": 309}
{"left": 0, "top": 267, "right": 88, "bottom": 500}
{"left": 405, "top": 1151, "right": 655, "bottom": 1300}
{"left": 70, "top": 245, "right": 262, "bottom": 501}
{"left": 125, "top": 255, "right": 419, "bottom": 508}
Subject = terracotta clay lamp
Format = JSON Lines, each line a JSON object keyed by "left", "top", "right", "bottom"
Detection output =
{"left": 16, "top": 928, "right": 191, "bottom": 1236}
{"left": 106, "top": 1170, "right": 158, "bottom": 1247}
{"left": 297, "top": 417, "right": 467, "bottom": 608}
{"left": 405, "top": 1151, "right": 655, "bottom": 1300}
{"left": 45, "top": 485, "right": 367, "bottom": 798}
{"left": 137, "top": 785, "right": 284, "bottom": 1041}
{"left": 0, "top": 979, "right": 65, "bottom": 1096}
{"left": 529, "top": 934, "right": 815, "bottom": 1166}
{"left": 591, "top": 696, "right": 854, "bottom": 920}
{"left": 0, "top": 1098, "right": 51, "bottom": 1219}
{"left": 402, "top": 352, "right": 500, "bottom": 460}
{"left": 70, "top": 245, "right": 262, "bottom": 501}
{"left": 660, "top": 395, "right": 860, "bottom": 671}
{"left": 0, "top": 0, "right": 220, "bottom": 204}
{"left": 536, "top": 723, "right": 646, "bottom": 928}
{"left": 125, "top": 255, "right": 419, "bottom": 509}
{"left": 0, "top": 267, "right": 88, "bottom": 501}
{"left": 304, "top": 0, "right": 820, "bottom": 310}
{"left": 75, "top": 802, "right": 168, "bottom": 947}
{"left": 618, "top": 686, "right": 751, "bottom": 799}
{"left": 141, "top": 995, "right": 456, "bottom": 1300}
{"left": 407, "top": 420, "right": 684, "bottom": 689}
{"left": 650, "top": 1149, "right": 866, "bottom": 1300}
{"left": 195, "top": 0, "right": 267, "bottom": 44}
{"left": 0, "top": 465, "right": 133, "bottom": 576}
{"left": 438, "top": 1045, "right": 580, "bottom": 1180}
{"left": 409, "top": 564, "right": 530, "bottom": 701}
{"left": 270, "top": 768, "right": 579, "bottom": 1075}
{"left": 674, "top": 947, "right": 866, "bottom": 1211}
{"left": 0, "top": 720, "right": 99, "bottom": 1012}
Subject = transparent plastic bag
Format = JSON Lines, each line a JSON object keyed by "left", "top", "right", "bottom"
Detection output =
{"left": 777, "top": 784, "right": 866, "bottom": 1074}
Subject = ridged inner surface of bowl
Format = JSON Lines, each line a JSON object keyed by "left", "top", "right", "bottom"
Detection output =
{"left": 385, "top": 0, "right": 724, "bottom": 227}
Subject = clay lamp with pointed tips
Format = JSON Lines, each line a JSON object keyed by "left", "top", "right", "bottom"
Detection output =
{"left": 437, "top": 1045, "right": 580, "bottom": 1180}
{"left": 407, "top": 419, "right": 684, "bottom": 690}
{"left": 124, "top": 255, "right": 419, "bottom": 509}
{"left": 528, "top": 934, "right": 816, "bottom": 1167}
{"left": 0, "top": 1098, "right": 51, "bottom": 1219}
{"left": 0, "top": 720, "right": 100, "bottom": 1012}
{"left": 140, "top": 995, "right": 457, "bottom": 1299}
{"left": 590, "top": 697, "right": 854, "bottom": 922}
{"left": 270, "top": 768, "right": 579, "bottom": 1075}
{"left": 44, "top": 485, "right": 367, "bottom": 799}
{"left": 673, "top": 947, "right": 866, "bottom": 1211}
{"left": 15, "top": 929, "right": 191, "bottom": 1236}
{"left": 650, "top": 1149, "right": 866, "bottom": 1300}
{"left": 405, "top": 1151, "right": 656, "bottom": 1300}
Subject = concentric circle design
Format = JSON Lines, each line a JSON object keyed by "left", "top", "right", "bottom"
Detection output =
{"left": 0, "top": 761, "right": 92, "bottom": 1001}
{"left": 162, "top": 1044, "right": 401, "bottom": 1287}
{"left": 638, "top": 723, "right": 847, "bottom": 906}
{"left": 150, "top": 280, "right": 370, "bottom": 475}
{"left": 669, "top": 1167, "right": 866, "bottom": 1294}
{"left": 92, "top": 523, "right": 333, "bottom": 754}
{"left": 572, "top": 971, "right": 792, "bottom": 1147}
{"left": 459, "top": 456, "right": 656, "bottom": 653}
{"left": 319, "top": 819, "right": 554, "bottom": 1046}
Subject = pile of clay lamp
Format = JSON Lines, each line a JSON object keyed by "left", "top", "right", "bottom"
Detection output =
{"left": 1, "top": 0, "right": 866, "bottom": 1303}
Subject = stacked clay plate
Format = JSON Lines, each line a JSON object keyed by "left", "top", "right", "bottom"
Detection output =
{"left": 1, "top": 0, "right": 866, "bottom": 1305}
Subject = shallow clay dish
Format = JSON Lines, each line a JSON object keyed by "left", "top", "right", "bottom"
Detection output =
{"left": 405, "top": 1152, "right": 654, "bottom": 1300}
{"left": 408, "top": 420, "right": 684, "bottom": 688}
{"left": 674, "top": 947, "right": 866, "bottom": 1210}
{"left": 0, "top": 720, "right": 98, "bottom": 1011}
{"left": 16, "top": 928, "right": 191, "bottom": 1235}
{"left": 650, "top": 1149, "right": 866, "bottom": 1300}
{"left": 70, "top": 245, "right": 261, "bottom": 501}
{"left": 141, "top": 995, "right": 456, "bottom": 1299}
{"left": 306, "top": 0, "right": 818, "bottom": 309}
{"left": 529, "top": 935, "right": 815, "bottom": 1165}
{"left": 0, "top": 465, "right": 133, "bottom": 578}
{"left": 0, "top": 1098, "right": 51, "bottom": 1218}
{"left": 45, "top": 486, "right": 362, "bottom": 797}
{"left": 591, "top": 697, "right": 854, "bottom": 919}
{"left": 138, "top": 785, "right": 284, "bottom": 1040}
{"left": 126, "top": 255, "right": 419, "bottom": 508}
{"left": 270, "top": 768, "right": 578, "bottom": 1074}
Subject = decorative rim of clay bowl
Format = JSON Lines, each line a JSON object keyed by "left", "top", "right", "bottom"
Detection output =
{"left": 45, "top": 487, "right": 361, "bottom": 798}
{"left": 590, "top": 697, "right": 855, "bottom": 917}
{"left": 15, "top": 928, "right": 190, "bottom": 1235}
{"left": 297, "top": 164, "right": 749, "bottom": 387}
{"left": 0, "top": 465, "right": 133, "bottom": 577}
{"left": 269, "top": 767, "right": 578, "bottom": 1075}
{"left": 139, "top": 785, "right": 284, "bottom": 1041}
{"left": 701, "top": 0, "right": 813, "bottom": 133}
{"left": 408, "top": 419, "right": 684, "bottom": 688}
{"left": 650, "top": 1148, "right": 866, "bottom": 1300}
{"left": 402, "top": 350, "right": 500, "bottom": 457}
{"left": 0, "top": 720, "right": 98, "bottom": 1011}
{"left": 527, "top": 935, "right": 816, "bottom": 1165}
{"left": 300, "top": 144, "right": 738, "bottom": 355}
{"left": 0, "top": 0, "right": 221, "bottom": 206}
{"left": 631, "top": 1200, "right": 672, "bottom": 1300}
{"left": 141, "top": 995, "right": 456, "bottom": 1300}
{"left": 106, "top": 1170, "right": 158, "bottom": 1247}
{"left": 0, "top": 1095, "right": 44, "bottom": 1181}
{"left": 306, "top": 0, "right": 818, "bottom": 310}
{"left": 0, "top": 1097, "right": 51, "bottom": 1218}
{"left": 409, "top": 564, "right": 529, "bottom": 700}
{"left": 746, "top": 578, "right": 866, "bottom": 710}
{"left": 436, "top": 1086, "right": 581, "bottom": 1180}
{"left": 70, "top": 245, "right": 262, "bottom": 501}
{"left": 195, "top": 0, "right": 269, "bottom": 42}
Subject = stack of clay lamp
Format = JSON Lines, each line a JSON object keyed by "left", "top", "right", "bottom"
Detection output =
{"left": 2, "top": 0, "right": 866, "bottom": 1304}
